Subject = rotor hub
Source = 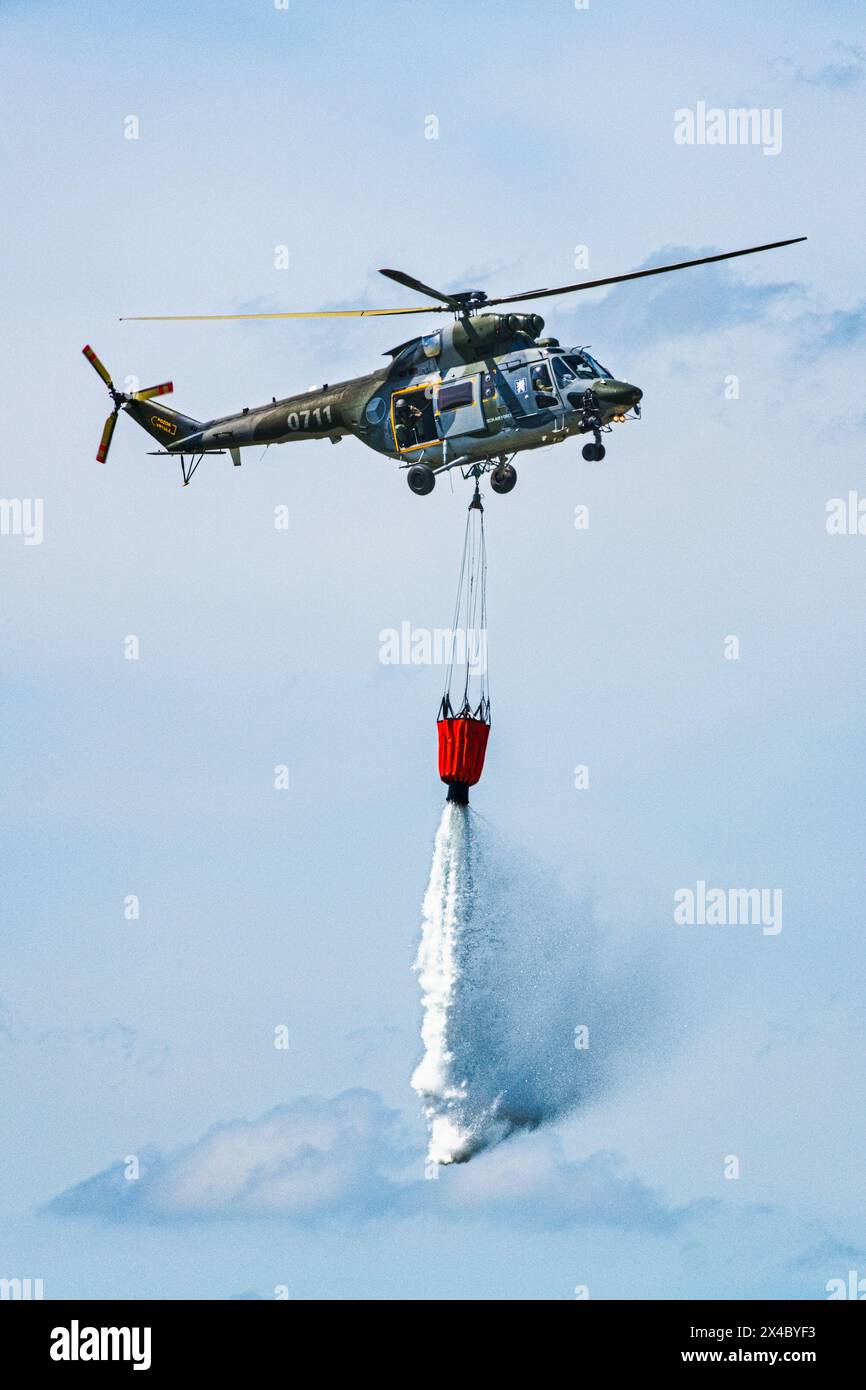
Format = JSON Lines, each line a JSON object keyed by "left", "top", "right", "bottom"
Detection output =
{"left": 451, "top": 290, "right": 488, "bottom": 312}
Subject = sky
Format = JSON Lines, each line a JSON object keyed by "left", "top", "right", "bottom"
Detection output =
{"left": 1, "top": 0, "right": 865, "bottom": 1300}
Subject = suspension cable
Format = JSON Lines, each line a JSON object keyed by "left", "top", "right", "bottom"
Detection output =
{"left": 441, "top": 488, "right": 489, "bottom": 722}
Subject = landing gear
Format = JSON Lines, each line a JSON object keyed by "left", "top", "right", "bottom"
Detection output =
{"left": 580, "top": 405, "right": 607, "bottom": 461}
{"left": 403, "top": 452, "right": 517, "bottom": 498}
{"left": 490, "top": 462, "right": 517, "bottom": 494}
{"left": 407, "top": 463, "right": 436, "bottom": 495}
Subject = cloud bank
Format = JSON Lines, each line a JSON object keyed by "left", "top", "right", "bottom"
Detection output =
{"left": 47, "top": 1086, "right": 685, "bottom": 1234}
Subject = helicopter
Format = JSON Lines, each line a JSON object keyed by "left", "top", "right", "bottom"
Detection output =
{"left": 83, "top": 237, "right": 805, "bottom": 492}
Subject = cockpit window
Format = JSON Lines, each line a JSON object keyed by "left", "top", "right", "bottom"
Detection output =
{"left": 552, "top": 353, "right": 611, "bottom": 384}
{"left": 583, "top": 353, "right": 611, "bottom": 379}
{"left": 530, "top": 362, "right": 557, "bottom": 406}
{"left": 552, "top": 354, "right": 594, "bottom": 385}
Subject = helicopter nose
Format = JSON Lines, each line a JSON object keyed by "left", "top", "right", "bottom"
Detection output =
{"left": 594, "top": 380, "right": 643, "bottom": 409}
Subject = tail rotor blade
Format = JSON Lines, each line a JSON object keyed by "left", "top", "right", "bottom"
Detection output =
{"left": 82, "top": 344, "right": 114, "bottom": 389}
{"left": 132, "top": 381, "right": 173, "bottom": 400}
{"left": 96, "top": 412, "right": 118, "bottom": 464}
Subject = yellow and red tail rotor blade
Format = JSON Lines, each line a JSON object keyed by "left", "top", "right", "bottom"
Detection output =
{"left": 82, "top": 344, "right": 113, "bottom": 388}
{"left": 96, "top": 412, "right": 118, "bottom": 464}
{"left": 132, "top": 381, "right": 173, "bottom": 400}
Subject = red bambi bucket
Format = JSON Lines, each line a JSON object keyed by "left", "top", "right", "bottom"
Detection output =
{"left": 437, "top": 717, "right": 490, "bottom": 790}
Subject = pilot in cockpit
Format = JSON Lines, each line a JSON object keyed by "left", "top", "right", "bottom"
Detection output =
{"left": 531, "top": 363, "right": 558, "bottom": 408}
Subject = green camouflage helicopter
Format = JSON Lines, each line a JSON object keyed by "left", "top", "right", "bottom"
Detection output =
{"left": 83, "top": 237, "right": 804, "bottom": 491}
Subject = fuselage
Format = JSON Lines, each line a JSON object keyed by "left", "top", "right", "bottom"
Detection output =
{"left": 124, "top": 311, "right": 641, "bottom": 465}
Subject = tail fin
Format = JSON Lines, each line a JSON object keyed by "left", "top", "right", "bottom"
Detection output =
{"left": 122, "top": 396, "right": 203, "bottom": 450}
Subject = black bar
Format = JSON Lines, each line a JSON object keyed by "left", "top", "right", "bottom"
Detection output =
{"left": 4, "top": 1297, "right": 862, "bottom": 1374}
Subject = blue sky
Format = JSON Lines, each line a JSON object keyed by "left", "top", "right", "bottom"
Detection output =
{"left": 1, "top": 0, "right": 865, "bottom": 1299}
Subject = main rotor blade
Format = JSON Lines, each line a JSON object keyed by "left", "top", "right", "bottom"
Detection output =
{"left": 485, "top": 237, "right": 808, "bottom": 306}
{"left": 96, "top": 412, "right": 117, "bottom": 464}
{"left": 133, "top": 381, "right": 173, "bottom": 400}
{"left": 378, "top": 267, "right": 459, "bottom": 307}
{"left": 121, "top": 305, "right": 448, "bottom": 322}
{"left": 82, "top": 344, "right": 113, "bottom": 387}
{"left": 120, "top": 239, "right": 806, "bottom": 325}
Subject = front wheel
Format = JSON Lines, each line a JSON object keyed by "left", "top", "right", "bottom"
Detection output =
{"left": 490, "top": 462, "right": 517, "bottom": 494}
{"left": 407, "top": 463, "right": 436, "bottom": 495}
{"left": 582, "top": 442, "right": 606, "bottom": 461}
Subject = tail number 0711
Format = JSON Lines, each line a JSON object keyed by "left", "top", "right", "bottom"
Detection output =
{"left": 286, "top": 404, "right": 333, "bottom": 432}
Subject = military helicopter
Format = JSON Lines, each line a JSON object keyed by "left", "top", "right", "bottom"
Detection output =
{"left": 83, "top": 237, "right": 804, "bottom": 492}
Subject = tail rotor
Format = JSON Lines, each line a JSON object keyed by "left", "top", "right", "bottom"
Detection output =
{"left": 131, "top": 381, "right": 173, "bottom": 401}
{"left": 96, "top": 411, "right": 118, "bottom": 464}
{"left": 82, "top": 345, "right": 173, "bottom": 464}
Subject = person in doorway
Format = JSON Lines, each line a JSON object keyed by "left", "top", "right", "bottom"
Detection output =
{"left": 394, "top": 396, "right": 413, "bottom": 448}
{"left": 403, "top": 397, "right": 425, "bottom": 445}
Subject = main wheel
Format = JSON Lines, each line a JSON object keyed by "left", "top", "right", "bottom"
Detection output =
{"left": 407, "top": 463, "right": 435, "bottom": 495}
{"left": 490, "top": 462, "right": 517, "bottom": 494}
{"left": 582, "top": 441, "right": 606, "bottom": 461}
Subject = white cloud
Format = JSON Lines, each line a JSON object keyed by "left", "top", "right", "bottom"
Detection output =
{"left": 439, "top": 1132, "right": 688, "bottom": 1232}
{"left": 49, "top": 1089, "right": 415, "bottom": 1224}
{"left": 47, "top": 1087, "right": 686, "bottom": 1233}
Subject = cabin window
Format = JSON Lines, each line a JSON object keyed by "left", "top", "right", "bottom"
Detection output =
{"left": 438, "top": 379, "right": 474, "bottom": 412}
{"left": 422, "top": 332, "right": 442, "bottom": 359}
